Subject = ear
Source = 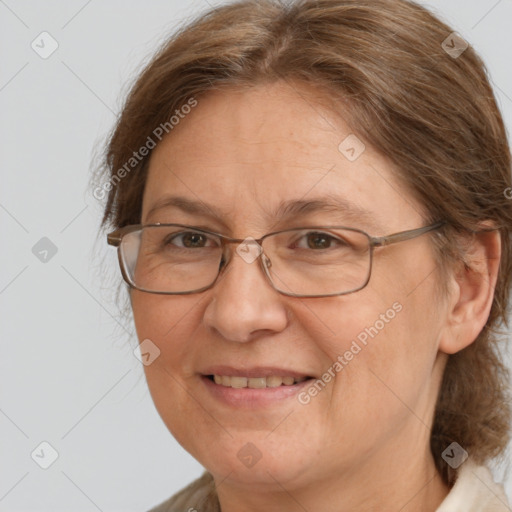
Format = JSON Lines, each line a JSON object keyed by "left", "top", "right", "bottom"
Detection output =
{"left": 438, "top": 226, "right": 501, "bottom": 355}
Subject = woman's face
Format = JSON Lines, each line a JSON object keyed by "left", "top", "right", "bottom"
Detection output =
{"left": 132, "top": 81, "right": 448, "bottom": 490}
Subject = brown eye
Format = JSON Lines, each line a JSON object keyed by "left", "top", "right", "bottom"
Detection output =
{"left": 306, "top": 233, "right": 333, "bottom": 249}
{"left": 294, "top": 232, "right": 348, "bottom": 250}
{"left": 165, "top": 232, "right": 211, "bottom": 248}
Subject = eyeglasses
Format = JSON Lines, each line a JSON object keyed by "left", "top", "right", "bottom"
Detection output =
{"left": 107, "top": 221, "right": 445, "bottom": 298}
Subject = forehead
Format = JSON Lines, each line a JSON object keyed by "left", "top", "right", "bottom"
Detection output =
{"left": 142, "top": 81, "right": 425, "bottom": 233}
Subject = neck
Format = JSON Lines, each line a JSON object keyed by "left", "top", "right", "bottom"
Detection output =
{"left": 214, "top": 445, "right": 450, "bottom": 512}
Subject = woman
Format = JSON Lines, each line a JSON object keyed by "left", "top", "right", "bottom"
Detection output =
{"left": 98, "top": 0, "right": 512, "bottom": 510}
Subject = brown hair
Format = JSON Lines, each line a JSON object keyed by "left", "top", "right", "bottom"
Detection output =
{"left": 96, "top": 0, "right": 512, "bottom": 485}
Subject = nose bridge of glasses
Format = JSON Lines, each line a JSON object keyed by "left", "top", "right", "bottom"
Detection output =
{"left": 219, "top": 235, "right": 269, "bottom": 268}
{"left": 209, "top": 236, "right": 275, "bottom": 298}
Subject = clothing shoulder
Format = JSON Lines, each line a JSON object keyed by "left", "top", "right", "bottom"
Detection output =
{"left": 147, "top": 471, "right": 219, "bottom": 512}
{"left": 436, "top": 459, "right": 511, "bottom": 512}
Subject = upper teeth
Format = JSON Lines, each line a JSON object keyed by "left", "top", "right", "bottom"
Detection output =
{"left": 213, "top": 375, "right": 307, "bottom": 388}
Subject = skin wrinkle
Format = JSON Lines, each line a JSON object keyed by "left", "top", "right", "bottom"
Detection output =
{"left": 145, "top": 194, "right": 384, "bottom": 234}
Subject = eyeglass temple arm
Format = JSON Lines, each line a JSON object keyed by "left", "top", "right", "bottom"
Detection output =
{"left": 371, "top": 221, "right": 445, "bottom": 247}
{"left": 107, "top": 225, "right": 144, "bottom": 247}
{"left": 107, "top": 231, "right": 122, "bottom": 246}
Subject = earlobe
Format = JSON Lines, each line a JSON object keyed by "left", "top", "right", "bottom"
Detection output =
{"left": 438, "top": 228, "right": 501, "bottom": 355}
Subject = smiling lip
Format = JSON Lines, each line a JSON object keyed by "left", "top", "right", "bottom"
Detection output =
{"left": 199, "top": 366, "right": 315, "bottom": 408}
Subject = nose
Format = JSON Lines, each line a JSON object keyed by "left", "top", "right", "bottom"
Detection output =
{"left": 202, "top": 247, "right": 289, "bottom": 343}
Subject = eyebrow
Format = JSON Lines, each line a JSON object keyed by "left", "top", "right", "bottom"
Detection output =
{"left": 145, "top": 194, "right": 383, "bottom": 232}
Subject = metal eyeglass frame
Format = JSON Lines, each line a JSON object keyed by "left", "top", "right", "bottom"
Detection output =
{"left": 107, "top": 221, "right": 446, "bottom": 298}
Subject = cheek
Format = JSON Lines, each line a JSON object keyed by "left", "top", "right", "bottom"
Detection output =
{"left": 304, "top": 260, "right": 442, "bottom": 427}
{"left": 130, "top": 291, "right": 203, "bottom": 378}
{"left": 130, "top": 292, "right": 208, "bottom": 445}
{"left": 301, "top": 285, "right": 406, "bottom": 365}
{"left": 131, "top": 291, "right": 196, "bottom": 341}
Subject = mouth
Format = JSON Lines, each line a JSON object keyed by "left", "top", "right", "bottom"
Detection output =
{"left": 205, "top": 374, "right": 311, "bottom": 388}
{"left": 199, "top": 366, "right": 316, "bottom": 407}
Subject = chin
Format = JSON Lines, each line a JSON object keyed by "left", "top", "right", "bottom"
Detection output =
{"left": 187, "top": 435, "right": 318, "bottom": 489}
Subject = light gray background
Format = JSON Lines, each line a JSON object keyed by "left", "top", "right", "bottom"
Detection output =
{"left": 1, "top": 1, "right": 511, "bottom": 510}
